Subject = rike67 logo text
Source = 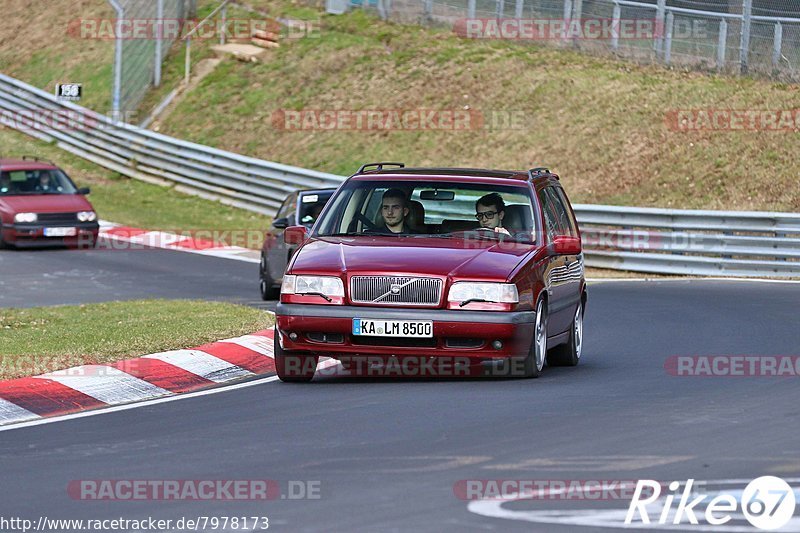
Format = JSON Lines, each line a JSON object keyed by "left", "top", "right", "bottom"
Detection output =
{"left": 626, "top": 477, "right": 796, "bottom": 530}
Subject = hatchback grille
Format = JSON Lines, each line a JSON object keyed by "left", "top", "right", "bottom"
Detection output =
{"left": 37, "top": 212, "right": 78, "bottom": 223}
{"left": 350, "top": 276, "right": 442, "bottom": 306}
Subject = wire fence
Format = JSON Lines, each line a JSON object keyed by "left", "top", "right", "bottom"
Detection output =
{"left": 107, "top": 0, "right": 197, "bottom": 117}
{"left": 330, "top": 0, "right": 800, "bottom": 81}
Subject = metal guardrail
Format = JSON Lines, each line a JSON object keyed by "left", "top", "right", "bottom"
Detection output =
{"left": 1, "top": 74, "right": 798, "bottom": 277}
{"left": 0, "top": 74, "right": 344, "bottom": 215}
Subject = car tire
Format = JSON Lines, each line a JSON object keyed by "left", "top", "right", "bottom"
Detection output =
{"left": 274, "top": 327, "right": 318, "bottom": 382}
{"left": 259, "top": 253, "right": 280, "bottom": 301}
{"left": 510, "top": 297, "right": 547, "bottom": 379}
{"left": 548, "top": 302, "right": 583, "bottom": 367}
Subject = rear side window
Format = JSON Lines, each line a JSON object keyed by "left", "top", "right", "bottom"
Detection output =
{"left": 548, "top": 187, "right": 578, "bottom": 238}
{"left": 537, "top": 187, "right": 560, "bottom": 243}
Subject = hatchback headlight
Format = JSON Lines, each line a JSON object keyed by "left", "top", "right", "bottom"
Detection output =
{"left": 77, "top": 211, "right": 97, "bottom": 222}
{"left": 281, "top": 275, "right": 345, "bottom": 298}
{"left": 448, "top": 282, "right": 519, "bottom": 305}
{"left": 14, "top": 213, "right": 37, "bottom": 223}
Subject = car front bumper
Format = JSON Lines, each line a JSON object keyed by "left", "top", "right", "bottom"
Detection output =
{"left": 276, "top": 303, "right": 537, "bottom": 362}
{"left": 2, "top": 222, "right": 99, "bottom": 246}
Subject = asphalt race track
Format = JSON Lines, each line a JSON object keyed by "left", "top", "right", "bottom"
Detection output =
{"left": 1, "top": 244, "right": 799, "bottom": 532}
{"left": 0, "top": 241, "right": 273, "bottom": 311}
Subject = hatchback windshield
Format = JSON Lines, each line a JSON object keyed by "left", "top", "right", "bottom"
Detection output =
{"left": 314, "top": 179, "right": 538, "bottom": 243}
{"left": 0, "top": 169, "right": 78, "bottom": 196}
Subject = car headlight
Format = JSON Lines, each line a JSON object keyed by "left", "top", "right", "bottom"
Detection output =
{"left": 14, "top": 213, "right": 37, "bottom": 223}
{"left": 77, "top": 211, "right": 97, "bottom": 222}
{"left": 448, "top": 282, "right": 519, "bottom": 305}
{"left": 281, "top": 275, "right": 345, "bottom": 298}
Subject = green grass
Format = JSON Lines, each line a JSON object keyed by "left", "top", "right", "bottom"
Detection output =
{"left": 0, "top": 300, "right": 274, "bottom": 381}
{"left": 0, "top": 127, "right": 271, "bottom": 238}
{"left": 151, "top": 7, "right": 800, "bottom": 213}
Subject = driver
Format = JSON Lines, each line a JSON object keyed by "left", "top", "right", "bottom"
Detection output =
{"left": 475, "top": 193, "right": 510, "bottom": 235}
{"left": 35, "top": 173, "right": 53, "bottom": 192}
{"left": 369, "top": 188, "right": 416, "bottom": 234}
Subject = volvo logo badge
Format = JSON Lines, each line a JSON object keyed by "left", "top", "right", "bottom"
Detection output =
{"left": 390, "top": 284, "right": 401, "bottom": 294}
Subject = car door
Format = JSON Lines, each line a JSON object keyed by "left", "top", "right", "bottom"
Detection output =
{"left": 267, "top": 192, "right": 298, "bottom": 281}
{"left": 548, "top": 186, "right": 583, "bottom": 329}
{"left": 538, "top": 185, "right": 566, "bottom": 333}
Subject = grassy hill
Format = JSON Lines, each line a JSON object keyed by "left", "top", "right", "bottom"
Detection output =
{"left": 156, "top": 8, "right": 800, "bottom": 212}
{"left": 2, "top": 1, "right": 798, "bottom": 214}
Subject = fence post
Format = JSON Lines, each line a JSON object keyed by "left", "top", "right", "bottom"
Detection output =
{"left": 571, "top": 0, "right": 583, "bottom": 46}
{"left": 185, "top": 37, "right": 192, "bottom": 84}
{"left": 655, "top": 0, "right": 666, "bottom": 57}
{"left": 496, "top": 0, "right": 504, "bottom": 19}
{"left": 739, "top": 0, "right": 752, "bottom": 74}
{"left": 515, "top": 0, "right": 523, "bottom": 19}
{"left": 468, "top": 0, "right": 476, "bottom": 19}
{"left": 562, "top": 0, "right": 573, "bottom": 42}
{"left": 220, "top": 4, "right": 227, "bottom": 45}
{"left": 772, "top": 21, "right": 783, "bottom": 67}
{"left": 154, "top": 0, "right": 164, "bottom": 87}
{"left": 664, "top": 11, "right": 674, "bottom": 65}
{"left": 717, "top": 18, "right": 727, "bottom": 69}
{"left": 611, "top": 3, "right": 621, "bottom": 51}
{"left": 108, "top": 0, "right": 124, "bottom": 118}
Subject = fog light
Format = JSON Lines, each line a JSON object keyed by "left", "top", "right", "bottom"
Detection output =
{"left": 492, "top": 340, "right": 503, "bottom": 350}
{"left": 289, "top": 332, "right": 298, "bottom": 341}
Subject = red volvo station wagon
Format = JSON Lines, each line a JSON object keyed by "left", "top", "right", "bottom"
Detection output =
{"left": 274, "top": 164, "right": 586, "bottom": 382}
{"left": 0, "top": 157, "right": 99, "bottom": 248}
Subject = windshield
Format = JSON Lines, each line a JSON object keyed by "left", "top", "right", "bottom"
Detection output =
{"left": 314, "top": 179, "right": 538, "bottom": 243}
{"left": 0, "top": 169, "right": 78, "bottom": 196}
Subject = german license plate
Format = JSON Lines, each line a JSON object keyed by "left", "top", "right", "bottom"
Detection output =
{"left": 44, "top": 227, "right": 77, "bottom": 237}
{"left": 352, "top": 318, "right": 433, "bottom": 338}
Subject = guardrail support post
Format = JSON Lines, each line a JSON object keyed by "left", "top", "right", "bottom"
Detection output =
{"left": 739, "top": 0, "right": 752, "bottom": 74}
{"left": 772, "top": 21, "right": 783, "bottom": 67}
{"left": 611, "top": 3, "right": 621, "bottom": 51}
{"left": 717, "top": 18, "right": 727, "bottom": 69}
{"left": 664, "top": 11, "right": 674, "bottom": 65}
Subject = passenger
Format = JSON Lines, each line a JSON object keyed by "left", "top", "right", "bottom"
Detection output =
{"left": 475, "top": 193, "right": 510, "bottom": 235}
{"left": 369, "top": 188, "right": 416, "bottom": 234}
{"left": 0, "top": 174, "right": 9, "bottom": 194}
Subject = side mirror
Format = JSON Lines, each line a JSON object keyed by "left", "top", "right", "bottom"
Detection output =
{"left": 77, "top": 187, "right": 91, "bottom": 195}
{"left": 272, "top": 217, "right": 290, "bottom": 229}
{"left": 552, "top": 235, "right": 581, "bottom": 255}
{"left": 284, "top": 225, "right": 309, "bottom": 245}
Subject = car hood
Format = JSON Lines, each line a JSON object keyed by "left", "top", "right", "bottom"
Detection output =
{"left": 290, "top": 235, "right": 537, "bottom": 280}
{"left": 0, "top": 194, "right": 93, "bottom": 214}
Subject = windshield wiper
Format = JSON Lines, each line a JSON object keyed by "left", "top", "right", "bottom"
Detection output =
{"left": 296, "top": 291, "right": 333, "bottom": 302}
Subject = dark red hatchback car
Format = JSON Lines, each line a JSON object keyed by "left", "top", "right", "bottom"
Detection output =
{"left": 0, "top": 157, "right": 99, "bottom": 248}
{"left": 274, "top": 164, "right": 586, "bottom": 382}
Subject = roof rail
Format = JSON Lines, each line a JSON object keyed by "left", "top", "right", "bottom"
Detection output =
{"left": 355, "top": 162, "right": 405, "bottom": 174}
{"left": 527, "top": 167, "right": 558, "bottom": 180}
{"left": 21, "top": 155, "right": 55, "bottom": 165}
